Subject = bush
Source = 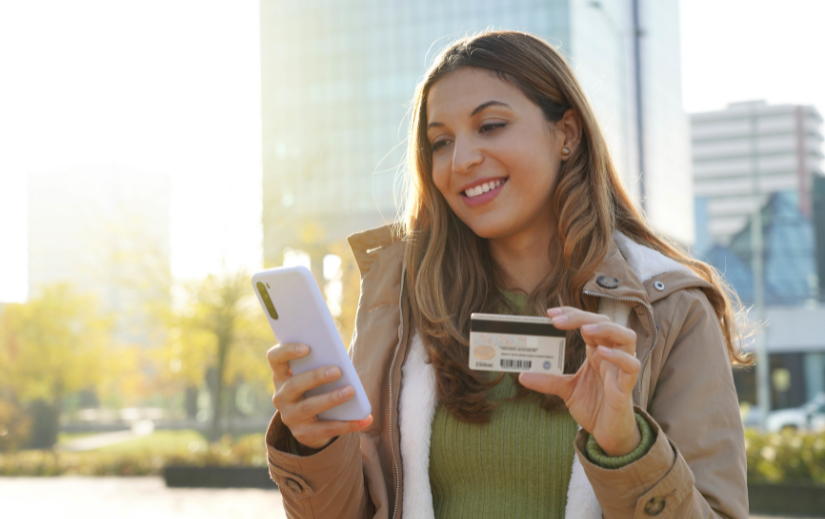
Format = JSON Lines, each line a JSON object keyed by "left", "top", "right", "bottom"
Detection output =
{"left": 0, "top": 400, "right": 31, "bottom": 452}
{"left": 163, "top": 433, "right": 268, "bottom": 468}
{"left": 0, "top": 433, "right": 267, "bottom": 477}
{"left": 0, "top": 449, "right": 165, "bottom": 476}
{"left": 745, "top": 428, "right": 825, "bottom": 485}
{"left": 9, "top": 427, "right": 822, "bottom": 484}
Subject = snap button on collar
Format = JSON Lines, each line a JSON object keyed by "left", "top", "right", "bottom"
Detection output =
{"left": 285, "top": 478, "right": 303, "bottom": 494}
{"left": 644, "top": 496, "right": 666, "bottom": 516}
{"left": 654, "top": 281, "right": 665, "bottom": 291}
{"left": 596, "top": 275, "right": 619, "bottom": 289}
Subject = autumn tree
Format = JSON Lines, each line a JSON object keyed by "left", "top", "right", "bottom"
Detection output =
{"left": 157, "top": 270, "right": 271, "bottom": 442}
{"left": 0, "top": 285, "right": 111, "bottom": 449}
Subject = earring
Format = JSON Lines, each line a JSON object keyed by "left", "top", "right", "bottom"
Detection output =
{"left": 561, "top": 146, "right": 571, "bottom": 157}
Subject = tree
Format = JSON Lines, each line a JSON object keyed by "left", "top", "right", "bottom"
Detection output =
{"left": 0, "top": 285, "right": 111, "bottom": 449}
{"left": 157, "top": 270, "right": 272, "bottom": 442}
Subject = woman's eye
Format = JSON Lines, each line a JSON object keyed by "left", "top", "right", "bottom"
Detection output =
{"left": 431, "top": 140, "right": 449, "bottom": 152}
{"left": 480, "top": 122, "right": 506, "bottom": 134}
{"left": 430, "top": 124, "right": 504, "bottom": 152}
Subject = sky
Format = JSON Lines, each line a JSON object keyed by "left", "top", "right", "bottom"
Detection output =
{"left": 0, "top": 0, "right": 823, "bottom": 303}
{"left": 0, "top": 0, "right": 263, "bottom": 302}
{"left": 680, "top": 0, "right": 825, "bottom": 114}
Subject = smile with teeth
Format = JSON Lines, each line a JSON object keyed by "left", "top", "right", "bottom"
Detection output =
{"left": 464, "top": 179, "right": 505, "bottom": 198}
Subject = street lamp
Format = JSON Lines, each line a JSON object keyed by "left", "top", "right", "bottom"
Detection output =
{"left": 749, "top": 105, "right": 770, "bottom": 430}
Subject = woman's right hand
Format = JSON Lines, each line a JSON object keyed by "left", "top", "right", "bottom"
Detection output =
{"left": 267, "top": 342, "right": 373, "bottom": 451}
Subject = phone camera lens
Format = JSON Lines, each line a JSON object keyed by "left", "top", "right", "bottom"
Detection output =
{"left": 257, "top": 282, "right": 279, "bottom": 320}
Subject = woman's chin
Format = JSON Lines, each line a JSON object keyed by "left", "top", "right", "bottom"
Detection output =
{"left": 464, "top": 219, "right": 513, "bottom": 240}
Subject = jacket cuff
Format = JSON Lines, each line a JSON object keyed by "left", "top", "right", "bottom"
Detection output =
{"left": 286, "top": 430, "right": 330, "bottom": 456}
{"left": 585, "top": 412, "right": 655, "bottom": 469}
{"left": 264, "top": 411, "right": 360, "bottom": 501}
{"left": 574, "top": 406, "right": 690, "bottom": 519}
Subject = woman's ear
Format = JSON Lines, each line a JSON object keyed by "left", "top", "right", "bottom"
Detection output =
{"left": 555, "top": 109, "right": 582, "bottom": 158}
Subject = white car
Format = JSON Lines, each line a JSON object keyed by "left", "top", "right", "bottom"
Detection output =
{"left": 765, "top": 393, "right": 825, "bottom": 432}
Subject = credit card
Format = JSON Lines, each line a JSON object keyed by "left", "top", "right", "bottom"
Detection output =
{"left": 469, "top": 313, "right": 566, "bottom": 374}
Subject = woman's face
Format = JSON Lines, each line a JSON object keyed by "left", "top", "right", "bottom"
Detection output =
{"left": 426, "top": 67, "right": 578, "bottom": 241}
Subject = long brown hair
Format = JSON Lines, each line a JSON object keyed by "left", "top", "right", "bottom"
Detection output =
{"left": 399, "top": 30, "right": 750, "bottom": 423}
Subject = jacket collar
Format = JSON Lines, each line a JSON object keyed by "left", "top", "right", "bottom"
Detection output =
{"left": 347, "top": 223, "right": 404, "bottom": 276}
{"left": 584, "top": 231, "right": 714, "bottom": 306}
{"left": 348, "top": 224, "right": 713, "bottom": 306}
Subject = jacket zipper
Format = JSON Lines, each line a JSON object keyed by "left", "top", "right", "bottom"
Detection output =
{"left": 582, "top": 289, "right": 658, "bottom": 405}
{"left": 388, "top": 264, "right": 406, "bottom": 519}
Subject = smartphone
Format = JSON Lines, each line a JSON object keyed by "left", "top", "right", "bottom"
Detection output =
{"left": 252, "top": 266, "right": 371, "bottom": 421}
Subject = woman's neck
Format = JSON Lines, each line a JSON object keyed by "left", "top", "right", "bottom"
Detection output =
{"left": 488, "top": 226, "right": 554, "bottom": 294}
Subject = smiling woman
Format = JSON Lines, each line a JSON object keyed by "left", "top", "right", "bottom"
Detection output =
{"left": 426, "top": 68, "right": 568, "bottom": 252}
{"left": 263, "top": 30, "right": 750, "bottom": 519}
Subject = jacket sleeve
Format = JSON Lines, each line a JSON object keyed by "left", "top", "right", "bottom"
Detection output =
{"left": 265, "top": 411, "right": 374, "bottom": 519}
{"left": 573, "top": 288, "right": 749, "bottom": 519}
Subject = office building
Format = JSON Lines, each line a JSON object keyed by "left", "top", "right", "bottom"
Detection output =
{"left": 692, "top": 100, "right": 824, "bottom": 246}
{"left": 260, "top": 0, "right": 693, "bottom": 265}
{"left": 28, "top": 167, "right": 171, "bottom": 345}
{"left": 692, "top": 101, "right": 825, "bottom": 413}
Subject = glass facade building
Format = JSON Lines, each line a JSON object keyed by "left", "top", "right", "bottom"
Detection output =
{"left": 260, "top": 0, "right": 691, "bottom": 264}
{"left": 700, "top": 191, "right": 818, "bottom": 307}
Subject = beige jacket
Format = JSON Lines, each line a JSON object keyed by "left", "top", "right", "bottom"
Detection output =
{"left": 265, "top": 225, "right": 748, "bottom": 519}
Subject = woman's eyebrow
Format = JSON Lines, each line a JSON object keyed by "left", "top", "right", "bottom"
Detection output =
{"left": 427, "top": 100, "right": 511, "bottom": 129}
{"left": 471, "top": 100, "right": 509, "bottom": 116}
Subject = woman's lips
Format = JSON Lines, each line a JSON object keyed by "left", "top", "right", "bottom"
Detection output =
{"left": 461, "top": 178, "right": 507, "bottom": 207}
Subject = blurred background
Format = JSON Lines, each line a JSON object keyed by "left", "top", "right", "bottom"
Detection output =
{"left": 1, "top": 0, "right": 824, "bottom": 517}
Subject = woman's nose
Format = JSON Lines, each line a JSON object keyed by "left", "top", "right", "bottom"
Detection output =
{"left": 452, "top": 136, "right": 483, "bottom": 175}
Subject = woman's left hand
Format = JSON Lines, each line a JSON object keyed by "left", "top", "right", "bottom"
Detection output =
{"left": 518, "top": 306, "right": 642, "bottom": 456}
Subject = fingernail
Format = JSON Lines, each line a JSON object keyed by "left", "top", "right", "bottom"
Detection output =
{"left": 297, "top": 344, "right": 309, "bottom": 353}
{"left": 582, "top": 324, "right": 597, "bottom": 332}
{"left": 547, "top": 308, "right": 563, "bottom": 316}
{"left": 339, "top": 386, "right": 353, "bottom": 398}
{"left": 552, "top": 315, "right": 568, "bottom": 325}
{"left": 326, "top": 367, "right": 340, "bottom": 378}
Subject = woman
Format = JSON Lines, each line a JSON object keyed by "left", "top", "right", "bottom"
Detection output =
{"left": 264, "top": 31, "right": 749, "bottom": 519}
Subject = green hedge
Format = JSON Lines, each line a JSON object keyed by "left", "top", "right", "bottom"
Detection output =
{"left": 745, "top": 428, "right": 825, "bottom": 485}
{"left": 4, "top": 428, "right": 824, "bottom": 484}
{"left": 0, "top": 433, "right": 267, "bottom": 477}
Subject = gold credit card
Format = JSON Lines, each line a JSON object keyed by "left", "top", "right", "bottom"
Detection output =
{"left": 469, "top": 313, "right": 566, "bottom": 374}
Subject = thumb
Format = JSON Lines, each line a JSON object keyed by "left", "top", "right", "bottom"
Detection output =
{"left": 519, "top": 372, "right": 574, "bottom": 400}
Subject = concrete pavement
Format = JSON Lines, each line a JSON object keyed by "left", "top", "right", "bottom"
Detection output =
{"left": 0, "top": 477, "right": 286, "bottom": 519}
{"left": 0, "top": 477, "right": 816, "bottom": 518}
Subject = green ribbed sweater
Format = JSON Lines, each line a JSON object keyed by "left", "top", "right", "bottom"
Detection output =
{"left": 429, "top": 373, "right": 578, "bottom": 518}
{"left": 428, "top": 291, "right": 653, "bottom": 518}
{"left": 428, "top": 292, "right": 578, "bottom": 518}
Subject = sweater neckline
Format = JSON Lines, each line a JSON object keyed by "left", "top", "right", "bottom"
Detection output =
{"left": 498, "top": 288, "right": 528, "bottom": 314}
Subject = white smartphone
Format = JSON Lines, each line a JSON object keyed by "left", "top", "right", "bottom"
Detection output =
{"left": 252, "top": 266, "right": 371, "bottom": 421}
